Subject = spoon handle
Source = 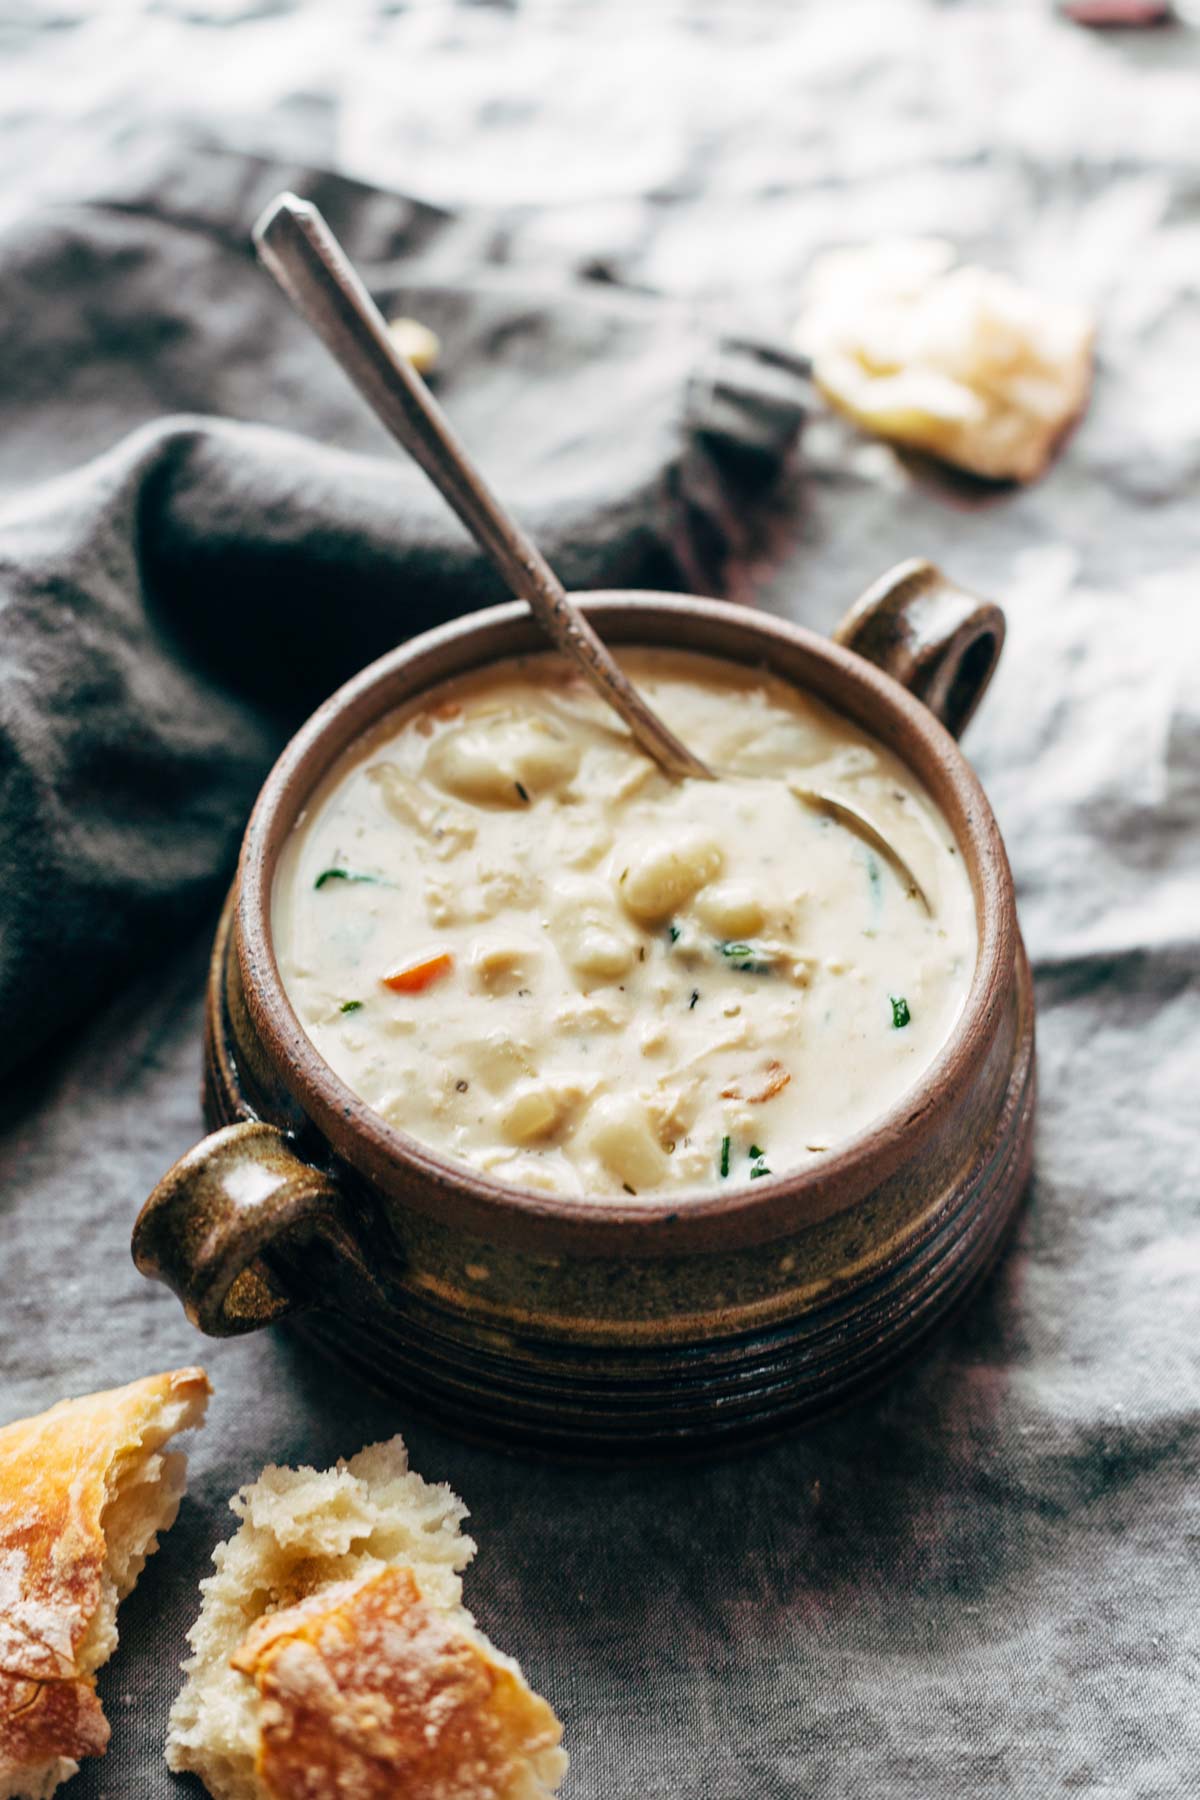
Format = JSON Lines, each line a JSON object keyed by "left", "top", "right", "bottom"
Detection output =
{"left": 253, "top": 193, "right": 713, "bottom": 783}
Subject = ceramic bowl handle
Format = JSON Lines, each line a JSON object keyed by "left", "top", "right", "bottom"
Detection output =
{"left": 132, "top": 1120, "right": 376, "bottom": 1337}
{"left": 834, "top": 558, "right": 1005, "bottom": 739}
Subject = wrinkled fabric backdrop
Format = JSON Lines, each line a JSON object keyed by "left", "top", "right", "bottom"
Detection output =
{"left": 1, "top": 5, "right": 1197, "bottom": 1798}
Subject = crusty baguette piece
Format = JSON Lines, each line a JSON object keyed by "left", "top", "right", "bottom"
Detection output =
{"left": 795, "top": 238, "right": 1095, "bottom": 483}
{"left": 166, "top": 1438, "right": 567, "bottom": 1800}
{"left": 0, "top": 1368, "right": 211, "bottom": 1800}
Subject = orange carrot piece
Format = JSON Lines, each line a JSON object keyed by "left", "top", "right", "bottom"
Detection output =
{"left": 381, "top": 951, "right": 454, "bottom": 993}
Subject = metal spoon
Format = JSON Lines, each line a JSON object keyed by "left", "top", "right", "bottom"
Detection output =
{"left": 252, "top": 192, "right": 713, "bottom": 783}
{"left": 253, "top": 195, "right": 931, "bottom": 904}
{"left": 788, "top": 784, "right": 934, "bottom": 914}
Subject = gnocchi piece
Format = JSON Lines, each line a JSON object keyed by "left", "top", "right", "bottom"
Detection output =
{"left": 618, "top": 834, "right": 724, "bottom": 924}
{"left": 571, "top": 927, "right": 636, "bottom": 982}
{"left": 584, "top": 1094, "right": 668, "bottom": 1192}
{"left": 424, "top": 710, "right": 581, "bottom": 807}
{"left": 694, "top": 881, "right": 767, "bottom": 938}
{"left": 497, "top": 1076, "right": 592, "bottom": 1145}
{"left": 550, "top": 879, "right": 638, "bottom": 986}
{"left": 470, "top": 938, "right": 541, "bottom": 995}
{"left": 498, "top": 1082, "right": 564, "bottom": 1145}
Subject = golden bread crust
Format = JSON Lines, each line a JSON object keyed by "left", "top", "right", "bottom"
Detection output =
{"left": 0, "top": 1368, "right": 210, "bottom": 1793}
{"left": 232, "top": 1566, "right": 564, "bottom": 1800}
{"left": 0, "top": 1668, "right": 108, "bottom": 1788}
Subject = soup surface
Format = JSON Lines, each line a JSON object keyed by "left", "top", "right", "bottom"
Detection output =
{"left": 273, "top": 648, "right": 976, "bottom": 1197}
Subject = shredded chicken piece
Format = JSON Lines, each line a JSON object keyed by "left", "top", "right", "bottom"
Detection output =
{"left": 721, "top": 1060, "right": 792, "bottom": 1103}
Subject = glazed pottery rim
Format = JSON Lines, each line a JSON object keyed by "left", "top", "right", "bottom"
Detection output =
{"left": 236, "top": 590, "right": 1014, "bottom": 1251}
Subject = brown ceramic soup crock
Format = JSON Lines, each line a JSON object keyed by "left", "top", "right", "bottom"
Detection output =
{"left": 133, "top": 560, "right": 1034, "bottom": 1458}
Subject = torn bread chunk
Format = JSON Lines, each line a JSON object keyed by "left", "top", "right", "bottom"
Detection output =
{"left": 386, "top": 315, "right": 441, "bottom": 375}
{"left": 795, "top": 237, "right": 1095, "bottom": 482}
{"left": 0, "top": 1368, "right": 211, "bottom": 1800}
{"left": 166, "top": 1438, "right": 567, "bottom": 1800}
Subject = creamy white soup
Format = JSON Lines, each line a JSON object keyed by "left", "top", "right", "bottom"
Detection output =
{"left": 273, "top": 649, "right": 976, "bottom": 1198}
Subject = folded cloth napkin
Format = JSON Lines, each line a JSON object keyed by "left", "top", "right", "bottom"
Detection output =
{"left": 0, "top": 138, "right": 806, "bottom": 1080}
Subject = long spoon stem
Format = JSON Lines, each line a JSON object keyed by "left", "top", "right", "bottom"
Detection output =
{"left": 253, "top": 192, "right": 713, "bottom": 782}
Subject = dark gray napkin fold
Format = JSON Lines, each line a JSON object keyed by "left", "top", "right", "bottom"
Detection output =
{"left": 0, "top": 139, "right": 805, "bottom": 1079}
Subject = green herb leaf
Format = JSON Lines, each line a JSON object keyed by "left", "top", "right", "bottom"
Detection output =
{"left": 718, "top": 940, "right": 773, "bottom": 974}
{"left": 314, "top": 868, "right": 381, "bottom": 891}
{"left": 720, "top": 1135, "right": 731, "bottom": 1179}
{"left": 339, "top": 1000, "right": 363, "bottom": 1014}
{"left": 749, "top": 1144, "right": 764, "bottom": 1159}
{"left": 890, "top": 994, "right": 911, "bottom": 1029}
{"left": 514, "top": 780, "right": 530, "bottom": 803}
{"left": 668, "top": 925, "right": 681, "bottom": 943}
{"left": 750, "top": 1164, "right": 772, "bottom": 1179}
{"left": 689, "top": 989, "right": 700, "bottom": 1010}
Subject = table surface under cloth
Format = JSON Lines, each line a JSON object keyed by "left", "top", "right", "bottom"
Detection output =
{"left": 1, "top": 5, "right": 1197, "bottom": 1797}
